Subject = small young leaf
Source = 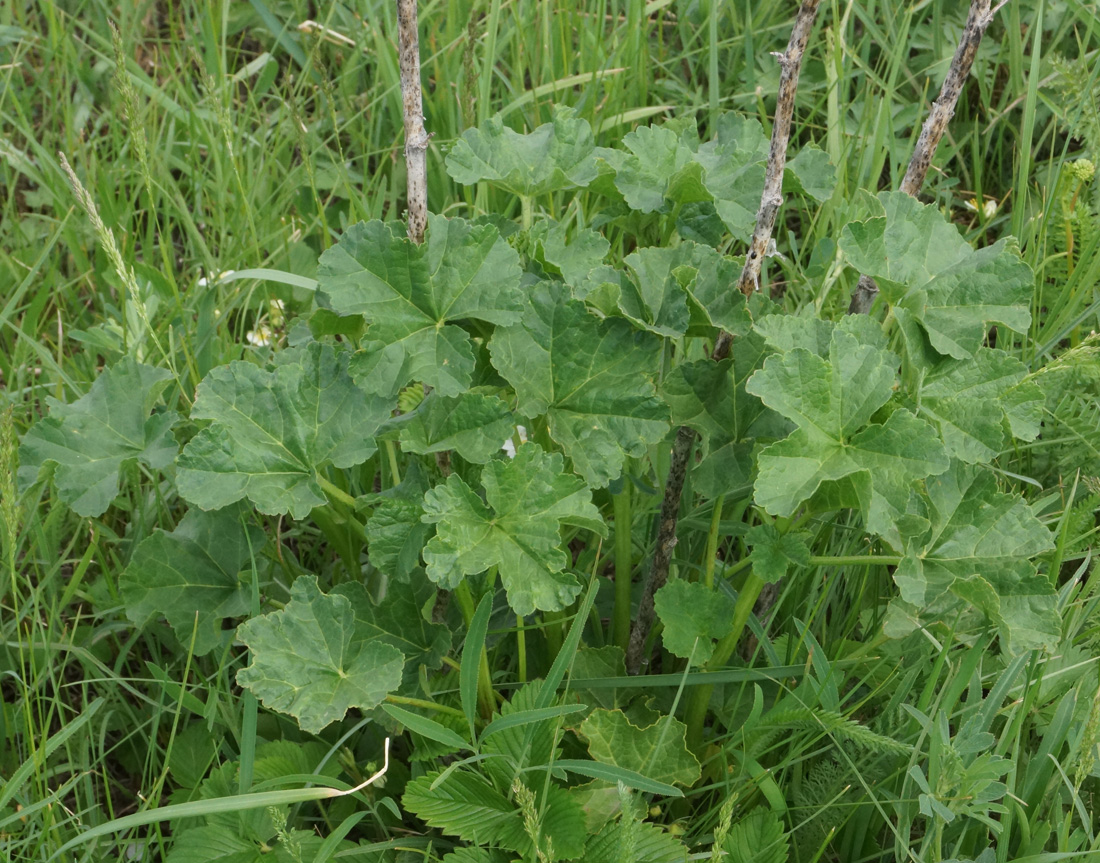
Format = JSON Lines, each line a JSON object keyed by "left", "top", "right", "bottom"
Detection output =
{"left": 695, "top": 113, "right": 769, "bottom": 241}
{"left": 120, "top": 504, "right": 263, "bottom": 655}
{"left": 621, "top": 244, "right": 696, "bottom": 337}
{"left": 177, "top": 342, "right": 389, "bottom": 518}
{"left": 654, "top": 579, "right": 737, "bottom": 665}
{"left": 421, "top": 445, "right": 606, "bottom": 615}
{"left": 316, "top": 214, "right": 523, "bottom": 397}
{"left": 537, "top": 219, "right": 610, "bottom": 287}
{"left": 578, "top": 708, "right": 701, "bottom": 788}
{"left": 396, "top": 392, "right": 515, "bottom": 464}
{"left": 604, "top": 121, "right": 701, "bottom": 213}
{"left": 446, "top": 105, "right": 599, "bottom": 196}
{"left": 490, "top": 282, "right": 670, "bottom": 488}
{"left": 363, "top": 462, "right": 432, "bottom": 581}
{"left": 784, "top": 145, "right": 837, "bottom": 201}
{"left": 235, "top": 575, "right": 405, "bottom": 734}
{"left": 745, "top": 524, "right": 811, "bottom": 584}
{"left": 19, "top": 357, "right": 179, "bottom": 517}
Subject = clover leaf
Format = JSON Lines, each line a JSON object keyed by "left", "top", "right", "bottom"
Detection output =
{"left": 235, "top": 575, "right": 405, "bottom": 734}
{"left": 316, "top": 214, "right": 523, "bottom": 397}
{"left": 120, "top": 504, "right": 263, "bottom": 655}
{"left": 18, "top": 357, "right": 179, "bottom": 517}
{"left": 840, "top": 192, "right": 1034, "bottom": 358}
{"left": 746, "top": 327, "right": 949, "bottom": 531}
{"left": 445, "top": 105, "right": 598, "bottom": 197}
{"left": 420, "top": 444, "right": 606, "bottom": 615}
{"left": 490, "top": 282, "right": 670, "bottom": 487}
{"left": 177, "top": 342, "right": 390, "bottom": 518}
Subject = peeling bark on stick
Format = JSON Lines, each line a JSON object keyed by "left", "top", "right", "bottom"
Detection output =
{"left": 625, "top": 425, "right": 695, "bottom": 675}
{"left": 736, "top": 0, "right": 822, "bottom": 298}
{"left": 625, "top": 0, "right": 822, "bottom": 676}
{"left": 396, "top": 0, "right": 429, "bottom": 244}
{"left": 848, "top": 0, "right": 1006, "bottom": 315}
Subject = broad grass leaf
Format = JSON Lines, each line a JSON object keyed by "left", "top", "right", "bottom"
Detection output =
{"left": 18, "top": 357, "right": 179, "bottom": 517}
{"left": 316, "top": 214, "right": 522, "bottom": 397}
{"left": 578, "top": 708, "right": 700, "bottom": 788}
{"left": 746, "top": 327, "right": 948, "bottom": 531}
{"left": 421, "top": 444, "right": 606, "bottom": 615}
{"left": 445, "top": 105, "right": 598, "bottom": 196}
{"left": 235, "top": 575, "right": 404, "bottom": 734}
{"left": 840, "top": 192, "right": 1034, "bottom": 359}
{"left": 120, "top": 503, "right": 263, "bottom": 655}
{"left": 890, "top": 462, "right": 1058, "bottom": 652}
{"left": 490, "top": 282, "right": 670, "bottom": 488}
{"left": 177, "top": 342, "right": 389, "bottom": 518}
{"left": 654, "top": 579, "right": 736, "bottom": 665}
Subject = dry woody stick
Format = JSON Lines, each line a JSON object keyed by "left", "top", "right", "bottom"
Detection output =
{"left": 848, "top": 0, "right": 1008, "bottom": 314}
{"left": 397, "top": 0, "right": 429, "bottom": 244}
{"left": 625, "top": 0, "right": 822, "bottom": 675}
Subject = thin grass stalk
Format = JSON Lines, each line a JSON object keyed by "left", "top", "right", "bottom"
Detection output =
{"left": 848, "top": 0, "right": 1009, "bottom": 314}
{"left": 397, "top": 0, "right": 429, "bottom": 244}
{"left": 625, "top": 0, "right": 823, "bottom": 676}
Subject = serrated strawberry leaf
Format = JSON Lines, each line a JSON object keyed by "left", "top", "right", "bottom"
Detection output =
{"left": 839, "top": 192, "right": 1034, "bottom": 358}
{"left": 395, "top": 391, "right": 515, "bottom": 464}
{"left": 235, "top": 575, "right": 405, "bottom": 734}
{"left": 445, "top": 105, "right": 598, "bottom": 196}
{"left": 890, "top": 462, "right": 1058, "bottom": 652}
{"left": 579, "top": 708, "right": 700, "bottom": 787}
{"left": 421, "top": 444, "right": 606, "bottom": 615}
{"left": 316, "top": 214, "right": 523, "bottom": 397}
{"left": 120, "top": 504, "right": 262, "bottom": 656}
{"left": 18, "top": 357, "right": 179, "bottom": 517}
{"left": 176, "top": 342, "right": 389, "bottom": 518}
{"left": 746, "top": 327, "right": 949, "bottom": 531}
{"left": 490, "top": 282, "right": 670, "bottom": 487}
{"left": 403, "top": 769, "right": 528, "bottom": 852}
{"left": 654, "top": 579, "right": 737, "bottom": 665}
{"left": 585, "top": 819, "right": 691, "bottom": 863}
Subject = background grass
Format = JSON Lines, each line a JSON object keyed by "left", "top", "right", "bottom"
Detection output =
{"left": 2, "top": 0, "right": 1100, "bottom": 860}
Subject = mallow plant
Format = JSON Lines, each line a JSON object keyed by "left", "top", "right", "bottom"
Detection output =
{"left": 18, "top": 101, "right": 1082, "bottom": 862}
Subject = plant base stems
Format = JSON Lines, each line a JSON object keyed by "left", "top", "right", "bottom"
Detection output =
{"left": 626, "top": 426, "right": 695, "bottom": 674}
{"left": 685, "top": 572, "right": 766, "bottom": 751}
{"left": 613, "top": 483, "right": 633, "bottom": 650}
